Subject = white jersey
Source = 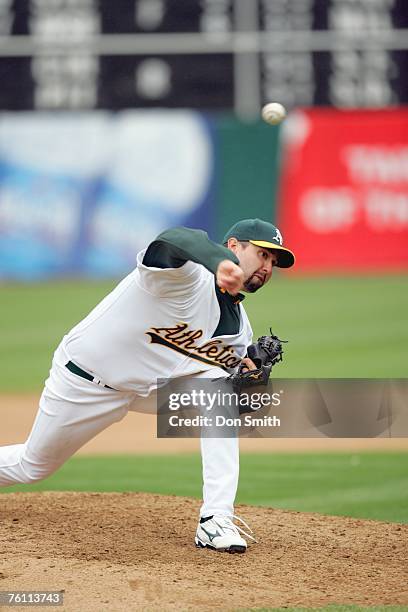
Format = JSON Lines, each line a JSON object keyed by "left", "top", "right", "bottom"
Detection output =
{"left": 62, "top": 248, "right": 253, "bottom": 395}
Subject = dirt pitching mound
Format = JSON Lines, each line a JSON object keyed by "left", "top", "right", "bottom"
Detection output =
{"left": 0, "top": 492, "right": 407, "bottom": 611}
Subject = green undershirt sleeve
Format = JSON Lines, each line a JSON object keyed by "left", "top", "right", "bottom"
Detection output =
{"left": 142, "top": 227, "right": 239, "bottom": 274}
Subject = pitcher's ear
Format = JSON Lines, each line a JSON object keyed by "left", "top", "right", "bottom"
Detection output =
{"left": 227, "top": 237, "right": 239, "bottom": 250}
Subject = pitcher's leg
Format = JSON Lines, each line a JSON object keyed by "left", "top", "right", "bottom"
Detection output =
{"left": 0, "top": 377, "right": 132, "bottom": 487}
{"left": 199, "top": 435, "right": 239, "bottom": 518}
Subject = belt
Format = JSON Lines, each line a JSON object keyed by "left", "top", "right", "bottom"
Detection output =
{"left": 65, "top": 361, "right": 115, "bottom": 390}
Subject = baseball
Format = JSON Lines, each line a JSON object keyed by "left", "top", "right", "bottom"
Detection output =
{"left": 261, "top": 102, "right": 286, "bottom": 125}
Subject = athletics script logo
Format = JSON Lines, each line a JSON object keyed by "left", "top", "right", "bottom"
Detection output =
{"left": 146, "top": 323, "right": 242, "bottom": 371}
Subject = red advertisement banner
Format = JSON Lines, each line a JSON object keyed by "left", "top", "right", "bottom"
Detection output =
{"left": 278, "top": 109, "right": 408, "bottom": 272}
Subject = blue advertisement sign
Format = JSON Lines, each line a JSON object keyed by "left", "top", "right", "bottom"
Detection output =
{"left": 0, "top": 111, "right": 215, "bottom": 280}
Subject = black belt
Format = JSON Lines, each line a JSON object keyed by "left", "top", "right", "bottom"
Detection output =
{"left": 65, "top": 361, "right": 115, "bottom": 390}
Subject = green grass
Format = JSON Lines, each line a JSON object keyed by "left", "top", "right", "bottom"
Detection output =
{"left": 245, "top": 273, "right": 408, "bottom": 379}
{"left": 1, "top": 275, "right": 407, "bottom": 391}
{"left": 1, "top": 280, "right": 116, "bottom": 391}
{"left": 2, "top": 452, "right": 407, "bottom": 524}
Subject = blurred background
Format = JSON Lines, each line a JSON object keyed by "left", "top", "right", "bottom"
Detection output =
{"left": 0, "top": 0, "right": 407, "bottom": 276}
{"left": 0, "top": 0, "right": 407, "bottom": 371}
{"left": 1, "top": 0, "right": 407, "bottom": 385}
{"left": 0, "top": 0, "right": 407, "bottom": 521}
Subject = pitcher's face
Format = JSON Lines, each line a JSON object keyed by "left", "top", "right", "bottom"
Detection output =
{"left": 229, "top": 240, "right": 277, "bottom": 293}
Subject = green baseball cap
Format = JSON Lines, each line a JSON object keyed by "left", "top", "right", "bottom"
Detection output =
{"left": 223, "top": 218, "right": 295, "bottom": 268}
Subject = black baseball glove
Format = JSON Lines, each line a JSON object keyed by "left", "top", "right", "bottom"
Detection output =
{"left": 227, "top": 330, "right": 287, "bottom": 392}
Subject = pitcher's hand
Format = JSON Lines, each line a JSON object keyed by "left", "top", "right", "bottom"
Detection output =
{"left": 216, "top": 260, "right": 244, "bottom": 296}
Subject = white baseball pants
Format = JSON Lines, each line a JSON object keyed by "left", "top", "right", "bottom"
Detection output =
{"left": 0, "top": 344, "right": 239, "bottom": 517}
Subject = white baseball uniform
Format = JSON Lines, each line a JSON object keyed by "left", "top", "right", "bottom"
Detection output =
{"left": 0, "top": 228, "right": 252, "bottom": 518}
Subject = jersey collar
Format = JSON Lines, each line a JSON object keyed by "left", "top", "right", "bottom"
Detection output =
{"left": 218, "top": 285, "right": 245, "bottom": 304}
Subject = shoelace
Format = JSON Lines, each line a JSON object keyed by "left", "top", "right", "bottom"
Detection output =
{"left": 213, "top": 514, "right": 258, "bottom": 544}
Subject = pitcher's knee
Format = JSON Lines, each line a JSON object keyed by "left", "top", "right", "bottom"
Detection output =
{"left": 19, "top": 457, "right": 59, "bottom": 484}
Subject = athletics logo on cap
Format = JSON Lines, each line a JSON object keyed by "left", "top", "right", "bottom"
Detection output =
{"left": 274, "top": 228, "right": 283, "bottom": 245}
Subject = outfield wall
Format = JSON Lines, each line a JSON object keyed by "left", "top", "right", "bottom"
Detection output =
{"left": 279, "top": 109, "right": 408, "bottom": 272}
{"left": 0, "top": 111, "right": 281, "bottom": 280}
{"left": 0, "top": 109, "right": 407, "bottom": 280}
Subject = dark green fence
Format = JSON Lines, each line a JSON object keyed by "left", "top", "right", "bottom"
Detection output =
{"left": 214, "top": 114, "right": 281, "bottom": 241}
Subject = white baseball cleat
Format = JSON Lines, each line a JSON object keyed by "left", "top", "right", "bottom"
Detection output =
{"left": 195, "top": 514, "right": 257, "bottom": 554}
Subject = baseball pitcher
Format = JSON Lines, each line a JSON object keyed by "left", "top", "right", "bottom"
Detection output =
{"left": 0, "top": 218, "right": 295, "bottom": 553}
